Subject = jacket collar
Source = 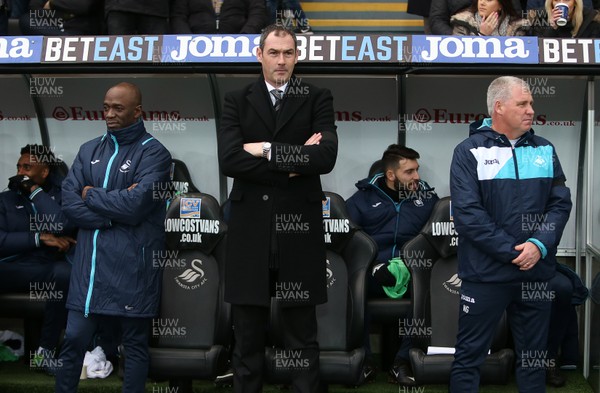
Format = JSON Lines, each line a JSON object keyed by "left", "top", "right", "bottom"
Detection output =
{"left": 247, "top": 75, "right": 309, "bottom": 135}
{"left": 470, "top": 118, "right": 534, "bottom": 147}
{"left": 105, "top": 117, "right": 146, "bottom": 145}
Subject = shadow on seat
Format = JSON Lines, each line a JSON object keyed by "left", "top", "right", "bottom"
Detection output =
{"left": 265, "top": 191, "right": 377, "bottom": 386}
{"left": 170, "top": 158, "right": 200, "bottom": 194}
{"left": 149, "top": 192, "right": 230, "bottom": 392}
{"left": 404, "top": 196, "right": 514, "bottom": 385}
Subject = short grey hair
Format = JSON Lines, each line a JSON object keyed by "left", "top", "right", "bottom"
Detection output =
{"left": 487, "top": 76, "right": 530, "bottom": 116}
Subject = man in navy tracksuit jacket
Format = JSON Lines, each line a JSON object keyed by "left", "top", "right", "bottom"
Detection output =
{"left": 0, "top": 145, "right": 75, "bottom": 368}
{"left": 346, "top": 145, "right": 439, "bottom": 296}
{"left": 346, "top": 144, "right": 438, "bottom": 385}
{"left": 449, "top": 77, "right": 572, "bottom": 393}
{"left": 56, "top": 82, "right": 172, "bottom": 393}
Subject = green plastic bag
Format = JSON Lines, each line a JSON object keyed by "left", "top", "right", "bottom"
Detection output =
{"left": 382, "top": 257, "right": 411, "bottom": 299}
{"left": 0, "top": 344, "right": 19, "bottom": 362}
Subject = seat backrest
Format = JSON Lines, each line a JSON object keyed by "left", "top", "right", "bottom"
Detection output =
{"left": 154, "top": 192, "right": 229, "bottom": 350}
{"left": 316, "top": 191, "right": 376, "bottom": 351}
{"left": 169, "top": 158, "right": 200, "bottom": 194}
{"left": 402, "top": 197, "right": 459, "bottom": 350}
{"left": 165, "top": 192, "right": 222, "bottom": 251}
{"left": 404, "top": 197, "right": 507, "bottom": 351}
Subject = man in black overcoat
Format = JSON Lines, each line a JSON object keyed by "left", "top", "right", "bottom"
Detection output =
{"left": 217, "top": 24, "right": 338, "bottom": 393}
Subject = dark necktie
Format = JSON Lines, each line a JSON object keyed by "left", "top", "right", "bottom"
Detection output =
{"left": 271, "top": 89, "right": 283, "bottom": 112}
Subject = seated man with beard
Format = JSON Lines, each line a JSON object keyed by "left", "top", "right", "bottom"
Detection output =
{"left": 346, "top": 144, "right": 439, "bottom": 386}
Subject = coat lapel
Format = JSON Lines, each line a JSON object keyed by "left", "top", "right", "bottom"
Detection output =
{"left": 247, "top": 78, "right": 276, "bottom": 133}
{"left": 275, "top": 77, "right": 308, "bottom": 136}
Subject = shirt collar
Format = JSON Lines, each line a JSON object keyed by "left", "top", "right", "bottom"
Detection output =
{"left": 265, "top": 80, "right": 288, "bottom": 95}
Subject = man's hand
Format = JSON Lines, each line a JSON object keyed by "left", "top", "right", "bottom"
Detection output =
{"left": 82, "top": 186, "right": 93, "bottom": 200}
{"left": 40, "top": 233, "right": 77, "bottom": 252}
{"left": 512, "top": 242, "right": 541, "bottom": 271}
{"left": 304, "top": 133, "right": 322, "bottom": 145}
{"left": 128, "top": 183, "right": 138, "bottom": 191}
{"left": 8, "top": 175, "right": 37, "bottom": 197}
{"left": 243, "top": 142, "right": 264, "bottom": 157}
{"left": 288, "top": 133, "right": 323, "bottom": 177}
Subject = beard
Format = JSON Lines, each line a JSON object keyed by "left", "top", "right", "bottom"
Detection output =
{"left": 395, "top": 180, "right": 418, "bottom": 199}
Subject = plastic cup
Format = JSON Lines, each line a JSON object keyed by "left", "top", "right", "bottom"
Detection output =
{"left": 554, "top": 3, "right": 569, "bottom": 26}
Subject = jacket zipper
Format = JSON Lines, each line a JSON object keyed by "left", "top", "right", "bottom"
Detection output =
{"left": 84, "top": 134, "right": 119, "bottom": 317}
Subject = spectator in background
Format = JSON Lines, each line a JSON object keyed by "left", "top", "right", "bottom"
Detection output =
{"left": 9, "top": 0, "right": 26, "bottom": 17}
{"left": 430, "top": 0, "right": 522, "bottom": 33}
{"left": 527, "top": 0, "right": 600, "bottom": 37}
{"left": 0, "top": 145, "right": 75, "bottom": 374}
{"left": 451, "top": 0, "right": 528, "bottom": 35}
{"left": 0, "top": 0, "right": 7, "bottom": 35}
{"left": 346, "top": 145, "right": 439, "bottom": 386}
{"left": 20, "top": 0, "right": 104, "bottom": 35}
{"left": 266, "top": 0, "right": 313, "bottom": 34}
{"left": 526, "top": 0, "right": 597, "bottom": 11}
{"left": 407, "top": 0, "right": 433, "bottom": 33}
{"left": 105, "top": 0, "right": 168, "bottom": 34}
{"left": 171, "top": 0, "right": 267, "bottom": 34}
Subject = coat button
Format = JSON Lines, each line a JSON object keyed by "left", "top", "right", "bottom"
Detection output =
{"left": 262, "top": 195, "right": 269, "bottom": 201}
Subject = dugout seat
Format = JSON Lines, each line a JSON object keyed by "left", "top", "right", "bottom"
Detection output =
{"left": 265, "top": 191, "right": 377, "bottom": 386}
{"left": 149, "top": 192, "right": 230, "bottom": 392}
{"left": 405, "top": 197, "right": 514, "bottom": 384}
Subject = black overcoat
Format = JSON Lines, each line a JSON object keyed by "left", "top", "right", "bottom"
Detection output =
{"left": 218, "top": 76, "right": 338, "bottom": 306}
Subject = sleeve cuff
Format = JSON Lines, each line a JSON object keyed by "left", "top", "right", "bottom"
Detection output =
{"left": 527, "top": 238, "right": 547, "bottom": 259}
{"left": 29, "top": 187, "right": 43, "bottom": 200}
{"left": 35, "top": 232, "right": 40, "bottom": 247}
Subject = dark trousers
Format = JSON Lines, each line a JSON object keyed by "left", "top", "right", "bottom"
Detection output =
{"left": 0, "top": 258, "right": 71, "bottom": 350}
{"left": 106, "top": 11, "right": 168, "bottom": 35}
{"left": 450, "top": 280, "right": 551, "bottom": 393}
{"left": 548, "top": 271, "right": 578, "bottom": 363}
{"left": 364, "top": 271, "right": 412, "bottom": 365}
{"left": 55, "top": 311, "right": 151, "bottom": 393}
{"left": 232, "top": 304, "right": 321, "bottom": 393}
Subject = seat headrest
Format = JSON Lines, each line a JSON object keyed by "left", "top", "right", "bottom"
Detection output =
{"left": 420, "top": 197, "right": 458, "bottom": 259}
{"left": 169, "top": 159, "right": 200, "bottom": 194}
{"left": 165, "top": 192, "right": 226, "bottom": 253}
{"left": 53, "top": 160, "right": 69, "bottom": 178}
{"left": 48, "top": 160, "right": 69, "bottom": 186}
{"left": 368, "top": 159, "right": 383, "bottom": 178}
{"left": 323, "top": 191, "right": 356, "bottom": 253}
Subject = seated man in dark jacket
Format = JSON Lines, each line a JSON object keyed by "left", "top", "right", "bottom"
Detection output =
{"left": 0, "top": 144, "right": 75, "bottom": 374}
{"left": 170, "top": 0, "right": 267, "bottom": 34}
{"left": 346, "top": 144, "right": 439, "bottom": 386}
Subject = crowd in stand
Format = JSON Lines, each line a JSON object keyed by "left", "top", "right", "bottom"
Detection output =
{"left": 0, "top": 0, "right": 311, "bottom": 36}
{"left": 1, "top": 0, "right": 599, "bottom": 37}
